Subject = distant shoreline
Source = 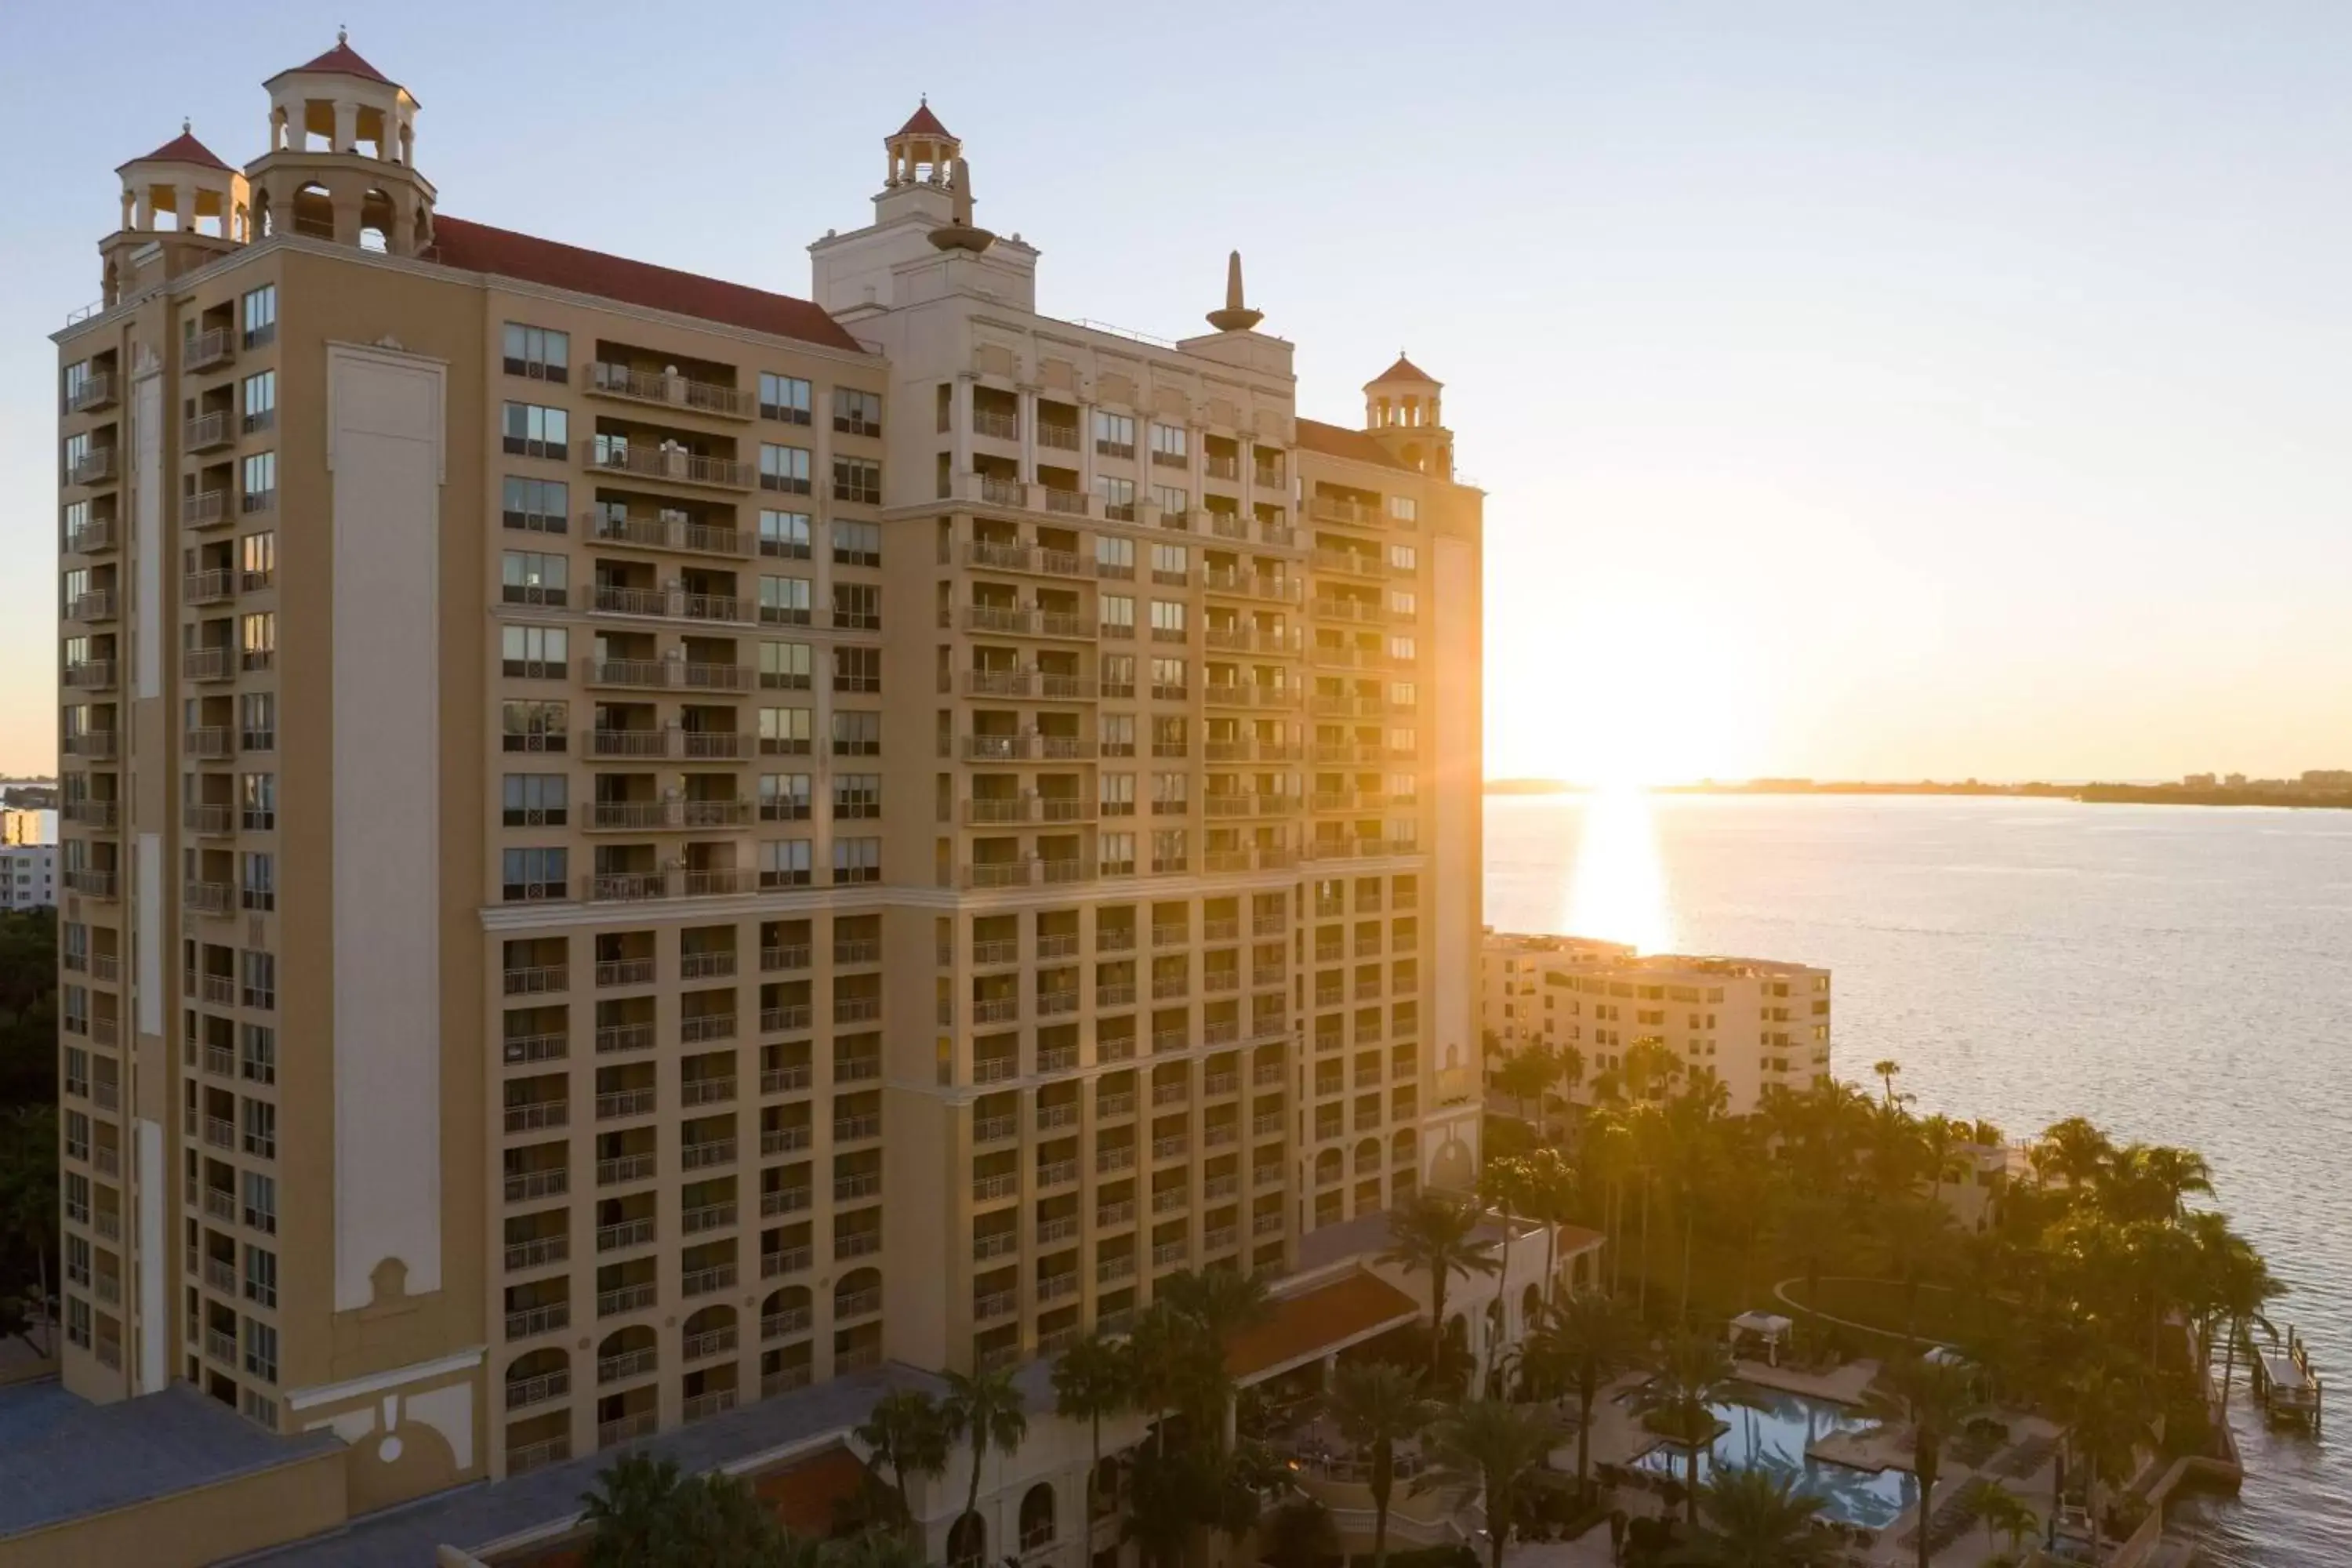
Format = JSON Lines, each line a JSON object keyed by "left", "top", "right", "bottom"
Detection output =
{"left": 1483, "top": 779, "right": 2352, "bottom": 811}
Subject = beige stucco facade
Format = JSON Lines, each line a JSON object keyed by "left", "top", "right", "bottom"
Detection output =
{"left": 42, "top": 35, "right": 1486, "bottom": 1563}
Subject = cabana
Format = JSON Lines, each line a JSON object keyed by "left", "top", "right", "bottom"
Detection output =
{"left": 1727, "top": 1310, "right": 1793, "bottom": 1367}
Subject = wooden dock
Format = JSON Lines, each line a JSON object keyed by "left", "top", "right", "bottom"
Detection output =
{"left": 2250, "top": 1324, "right": 2324, "bottom": 1428}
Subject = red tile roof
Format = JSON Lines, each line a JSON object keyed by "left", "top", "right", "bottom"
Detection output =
{"left": 750, "top": 1445, "right": 873, "bottom": 1537}
{"left": 429, "top": 216, "right": 864, "bottom": 354}
{"left": 1295, "top": 417, "right": 1411, "bottom": 472}
{"left": 1368, "top": 353, "right": 1438, "bottom": 387}
{"left": 285, "top": 38, "right": 396, "bottom": 86}
{"left": 896, "top": 100, "right": 954, "bottom": 140}
{"left": 1225, "top": 1270, "right": 1421, "bottom": 1382}
{"left": 118, "top": 131, "right": 231, "bottom": 174}
{"left": 1553, "top": 1223, "right": 1607, "bottom": 1256}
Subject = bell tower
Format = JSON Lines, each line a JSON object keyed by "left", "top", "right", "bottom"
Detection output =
{"left": 1363, "top": 352, "right": 1451, "bottom": 479}
{"left": 245, "top": 31, "right": 434, "bottom": 256}
{"left": 876, "top": 97, "right": 960, "bottom": 225}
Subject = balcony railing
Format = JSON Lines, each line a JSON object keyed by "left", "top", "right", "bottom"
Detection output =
{"left": 588, "top": 362, "right": 753, "bottom": 419}
{"left": 581, "top": 439, "right": 754, "bottom": 490}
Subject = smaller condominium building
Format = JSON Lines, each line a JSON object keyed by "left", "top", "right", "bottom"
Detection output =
{"left": 0, "top": 844, "right": 57, "bottom": 909}
{"left": 1481, "top": 931, "right": 1831, "bottom": 1118}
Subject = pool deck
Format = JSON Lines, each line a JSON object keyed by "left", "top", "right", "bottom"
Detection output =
{"left": 1552, "top": 1358, "right": 2067, "bottom": 1568}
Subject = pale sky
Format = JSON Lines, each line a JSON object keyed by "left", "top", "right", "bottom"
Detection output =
{"left": 4, "top": 2, "right": 2347, "bottom": 783}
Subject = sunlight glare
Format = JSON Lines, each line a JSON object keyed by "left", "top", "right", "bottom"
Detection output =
{"left": 1564, "top": 784, "right": 1675, "bottom": 953}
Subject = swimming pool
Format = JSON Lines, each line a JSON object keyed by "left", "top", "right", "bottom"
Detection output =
{"left": 1628, "top": 1382, "right": 1919, "bottom": 1529}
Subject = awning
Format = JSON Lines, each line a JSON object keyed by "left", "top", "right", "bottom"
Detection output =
{"left": 1227, "top": 1271, "right": 1422, "bottom": 1385}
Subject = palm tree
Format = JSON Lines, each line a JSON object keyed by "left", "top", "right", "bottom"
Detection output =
{"left": 1580, "top": 1111, "right": 1633, "bottom": 1294}
{"left": 1523, "top": 1289, "right": 1643, "bottom": 1503}
{"left": 2058, "top": 1366, "right": 2147, "bottom": 1560}
{"left": 1958, "top": 1477, "right": 2038, "bottom": 1564}
{"left": 1414, "top": 1399, "right": 1563, "bottom": 1568}
{"left": 1381, "top": 1192, "right": 1501, "bottom": 1378}
{"left": 1876, "top": 1196, "right": 1956, "bottom": 1343}
{"left": 1491, "top": 1045, "right": 1558, "bottom": 1125}
{"left": 1871, "top": 1058, "right": 1901, "bottom": 1108}
{"left": 1053, "top": 1331, "right": 1132, "bottom": 1538}
{"left": 942, "top": 1363, "right": 1029, "bottom": 1536}
{"left": 1479, "top": 1156, "right": 1535, "bottom": 1319}
{"left": 1628, "top": 1330, "right": 1744, "bottom": 1525}
{"left": 1327, "top": 1361, "right": 1440, "bottom": 1568}
{"left": 581, "top": 1451, "right": 815, "bottom": 1568}
{"left": 1778, "top": 1192, "right": 1846, "bottom": 1312}
{"left": 852, "top": 1388, "right": 949, "bottom": 1533}
{"left": 2034, "top": 1116, "right": 2113, "bottom": 1191}
{"left": 1864, "top": 1355, "right": 1978, "bottom": 1568}
{"left": 1677, "top": 1463, "right": 1840, "bottom": 1567}
{"left": 1515, "top": 1147, "right": 1579, "bottom": 1301}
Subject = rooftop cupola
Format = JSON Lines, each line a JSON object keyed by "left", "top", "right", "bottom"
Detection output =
{"left": 884, "top": 98, "right": 958, "bottom": 189}
{"left": 100, "top": 122, "right": 250, "bottom": 305}
{"left": 1363, "top": 353, "right": 1452, "bottom": 478}
{"left": 1204, "top": 250, "right": 1265, "bottom": 333}
{"left": 245, "top": 31, "right": 434, "bottom": 255}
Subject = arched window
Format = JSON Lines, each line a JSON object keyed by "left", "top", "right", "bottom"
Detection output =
{"left": 835, "top": 1266, "right": 881, "bottom": 1318}
{"left": 597, "top": 1324, "right": 657, "bottom": 1381}
{"left": 1019, "top": 1483, "right": 1056, "bottom": 1551}
{"left": 683, "top": 1305, "right": 736, "bottom": 1361}
{"left": 946, "top": 1511, "right": 986, "bottom": 1568}
{"left": 1314, "top": 1149, "right": 1342, "bottom": 1185}
{"left": 503, "top": 1345, "right": 568, "bottom": 1405}
{"left": 1353, "top": 1137, "right": 1381, "bottom": 1174}
{"left": 762, "top": 1285, "right": 814, "bottom": 1337}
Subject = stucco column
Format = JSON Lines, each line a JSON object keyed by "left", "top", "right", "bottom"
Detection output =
{"left": 334, "top": 100, "right": 359, "bottom": 153}
{"left": 172, "top": 184, "right": 195, "bottom": 232}
{"left": 132, "top": 187, "right": 154, "bottom": 228}
{"left": 951, "top": 375, "right": 974, "bottom": 485}
{"left": 1078, "top": 401, "right": 1097, "bottom": 496}
{"left": 1017, "top": 386, "right": 1038, "bottom": 485}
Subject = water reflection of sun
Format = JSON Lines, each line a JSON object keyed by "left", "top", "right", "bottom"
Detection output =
{"left": 1564, "top": 785, "right": 1674, "bottom": 953}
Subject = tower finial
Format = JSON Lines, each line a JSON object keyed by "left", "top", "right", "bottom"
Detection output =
{"left": 338, "top": 24, "right": 348, "bottom": 43}
{"left": 183, "top": 117, "right": 192, "bottom": 135}
{"left": 1206, "top": 249, "right": 1265, "bottom": 332}
{"left": 927, "top": 156, "right": 996, "bottom": 254}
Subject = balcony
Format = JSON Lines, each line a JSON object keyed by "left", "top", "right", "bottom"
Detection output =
{"left": 505, "top": 1369, "right": 572, "bottom": 1411}
{"left": 184, "top": 489, "right": 228, "bottom": 528}
{"left": 67, "top": 371, "right": 117, "bottom": 414}
{"left": 183, "top": 880, "right": 232, "bottom": 917}
{"left": 597, "top": 1283, "right": 659, "bottom": 1318}
{"left": 504, "top": 1233, "right": 570, "bottom": 1271}
{"left": 581, "top": 439, "right": 754, "bottom": 491}
{"left": 64, "top": 517, "right": 116, "bottom": 555}
{"left": 505, "top": 1302, "right": 571, "bottom": 1341}
{"left": 183, "top": 411, "right": 233, "bottom": 452}
{"left": 183, "top": 727, "right": 234, "bottom": 760}
{"left": 67, "top": 590, "right": 117, "bottom": 622}
{"left": 588, "top": 363, "right": 753, "bottom": 419}
{"left": 762, "top": 1247, "right": 814, "bottom": 1279}
{"left": 71, "top": 448, "right": 118, "bottom": 486}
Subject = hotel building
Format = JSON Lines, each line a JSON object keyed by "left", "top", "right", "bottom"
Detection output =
{"left": 37, "top": 34, "right": 1486, "bottom": 1563}
{"left": 1482, "top": 931, "right": 1831, "bottom": 1119}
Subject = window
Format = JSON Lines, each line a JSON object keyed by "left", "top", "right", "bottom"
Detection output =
{"left": 833, "top": 837, "right": 880, "bottom": 885}
{"left": 1149, "top": 601, "right": 1187, "bottom": 641}
{"left": 501, "top": 623, "right": 568, "bottom": 677}
{"left": 759, "top": 575, "right": 813, "bottom": 626}
{"left": 1388, "top": 543, "right": 1417, "bottom": 572}
{"left": 1152, "top": 485, "right": 1188, "bottom": 517}
{"left": 760, "top": 641, "right": 813, "bottom": 690}
{"left": 241, "top": 370, "right": 276, "bottom": 434}
{"left": 1149, "top": 423, "right": 1189, "bottom": 465}
{"left": 833, "top": 774, "right": 880, "bottom": 820}
{"left": 240, "top": 612, "right": 276, "bottom": 671}
{"left": 760, "top": 707, "right": 813, "bottom": 755}
{"left": 502, "top": 773, "right": 568, "bottom": 826}
{"left": 62, "top": 569, "right": 90, "bottom": 615}
{"left": 759, "top": 443, "right": 812, "bottom": 494}
{"left": 1152, "top": 716, "right": 1187, "bottom": 756}
{"left": 502, "top": 322, "right": 571, "bottom": 381}
{"left": 241, "top": 284, "right": 277, "bottom": 348}
{"left": 241, "top": 851, "right": 275, "bottom": 912}
{"left": 241, "top": 452, "right": 278, "bottom": 512}
{"left": 1152, "top": 772, "right": 1190, "bottom": 812}
{"left": 1150, "top": 656, "right": 1188, "bottom": 700}
{"left": 61, "top": 432, "right": 91, "bottom": 481}
{"left": 1152, "top": 829, "right": 1189, "bottom": 875}
{"left": 64, "top": 1045, "right": 89, "bottom": 1097}
{"left": 64, "top": 1172, "right": 91, "bottom": 1225}
{"left": 833, "top": 583, "right": 880, "bottom": 630}
{"left": 1389, "top": 681, "right": 1417, "bottom": 709}
{"left": 1101, "top": 774, "right": 1135, "bottom": 815}
{"left": 64, "top": 1234, "right": 90, "bottom": 1287}
{"left": 1388, "top": 589, "right": 1417, "bottom": 619}
{"left": 1096, "top": 475, "right": 1136, "bottom": 521}
{"left": 1100, "top": 833, "right": 1137, "bottom": 877}
{"left": 66, "top": 1297, "right": 91, "bottom": 1349}
{"left": 501, "top": 402, "right": 568, "bottom": 459}
{"left": 244, "top": 1318, "right": 279, "bottom": 1383}
{"left": 240, "top": 691, "right": 277, "bottom": 751}
{"left": 244, "top": 1247, "right": 278, "bottom": 1309}
{"left": 241, "top": 950, "right": 277, "bottom": 1011}
{"left": 503, "top": 476, "right": 569, "bottom": 532}
{"left": 241, "top": 1096, "right": 277, "bottom": 1158}
{"left": 832, "top": 710, "right": 881, "bottom": 756}
{"left": 833, "top": 456, "right": 882, "bottom": 505}
{"left": 241, "top": 1023, "right": 277, "bottom": 1085}
{"left": 242, "top": 1171, "right": 278, "bottom": 1234}
{"left": 1095, "top": 536, "right": 1134, "bottom": 579}
{"left": 501, "top": 551, "right": 568, "bottom": 607}
{"left": 760, "top": 773, "right": 812, "bottom": 821}
{"left": 760, "top": 373, "right": 812, "bottom": 425}
{"left": 833, "top": 387, "right": 883, "bottom": 436}
{"left": 502, "top": 846, "right": 568, "bottom": 900}
{"left": 1101, "top": 714, "right": 1136, "bottom": 757}
{"left": 64, "top": 1111, "right": 89, "bottom": 1163}
{"left": 1151, "top": 543, "right": 1189, "bottom": 583}
{"left": 501, "top": 699, "right": 568, "bottom": 753}
{"left": 240, "top": 530, "right": 275, "bottom": 590}
{"left": 60, "top": 361, "right": 94, "bottom": 414}
{"left": 833, "top": 646, "right": 880, "bottom": 693}
{"left": 1101, "top": 594, "right": 1135, "bottom": 636}
{"left": 61, "top": 500, "right": 89, "bottom": 550}
{"left": 832, "top": 519, "right": 880, "bottom": 566}
{"left": 759, "top": 510, "right": 812, "bottom": 559}
{"left": 1388, "top": 636, "right": 1417, "bottom": 663}
{"left": 1100, "top": 653, "right": 1135, "bottom": 699}
{"left": 1388, "top": 495, "right": 1417, "bottom": 523}
{"left": 1094, "top": 411, "right": 1135, "bottom": 459}
{"left": 1388, "top": 727, "right": 1416, "bottom": 755}
{"left": 760, "top": 839, "right": 813, "bottom": 889}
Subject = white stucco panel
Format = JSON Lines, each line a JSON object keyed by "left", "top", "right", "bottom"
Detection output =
{"left": 327, "top": 344, "right": 446, "bottom": 1312}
